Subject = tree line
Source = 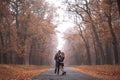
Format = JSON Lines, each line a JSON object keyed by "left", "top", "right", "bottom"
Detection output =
{"left": 0, "top": 0, "right": 120, "bottom": 66}
{"left": 64, "top": 0, "right": 120, "bottom": 65}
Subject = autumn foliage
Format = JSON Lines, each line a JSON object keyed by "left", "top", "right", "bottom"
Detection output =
{"left": 0, "top": 0, "right": 57, "bottom": 65}
{"left": 64, "top": 0, "right": 120, "bottom": 65}
{"left": 0, "top": 64, "right": 50, "bottom": 80}
{"left": 72, "top": 65, "right": 120, "bottom": 80}
{"left": 0, "top": 0, "right": 120, "bottom": 66}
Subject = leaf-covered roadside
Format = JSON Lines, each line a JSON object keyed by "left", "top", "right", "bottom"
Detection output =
{"left": 71, "top": 65, "right": 120, "bottom": 80}
{"left": 0, "top": 64, "right": 50, "bottom": 80}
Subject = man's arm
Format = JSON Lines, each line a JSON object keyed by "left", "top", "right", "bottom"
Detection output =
{"left": 54, "top": 53, "right": 57, "bottom": 60}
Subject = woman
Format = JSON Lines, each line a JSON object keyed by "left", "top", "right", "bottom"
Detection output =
{"left": 59, "top": 52, "right": 66, "bottom": 75}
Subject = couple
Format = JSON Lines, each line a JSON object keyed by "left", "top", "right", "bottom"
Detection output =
{"left": 54, "top": 50, "right": 66, "bottom": 75}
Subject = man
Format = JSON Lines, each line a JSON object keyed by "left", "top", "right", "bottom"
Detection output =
{"left": 54, "top": 50, "right": 61, "bottom": 75}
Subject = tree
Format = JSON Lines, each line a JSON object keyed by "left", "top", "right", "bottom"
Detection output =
{"left": 101, "top": 0, "right": 119, "bottom": 64}
{"left": 74, "top": 15, "right": 92, "bottom": 65}
{"left": 0, "top": 0, "right": 57, "bottom": 65}
{"left": 117, "top": 0, "right": 120, "bottom": 15}
{"left": 66, "top": 0, "right": 105, "bottom": 64}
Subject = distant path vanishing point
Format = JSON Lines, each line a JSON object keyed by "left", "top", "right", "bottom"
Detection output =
{"left": 32, "top": 67, "right": 101, "bottom": 80}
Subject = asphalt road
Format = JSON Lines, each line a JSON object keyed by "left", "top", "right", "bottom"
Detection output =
{"left": 32, "top": 67, "right": 101, "bottom": 80}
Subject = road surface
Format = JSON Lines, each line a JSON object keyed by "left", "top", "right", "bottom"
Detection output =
{"left": 32, "top": 67, "right": 100, "bottom": 80}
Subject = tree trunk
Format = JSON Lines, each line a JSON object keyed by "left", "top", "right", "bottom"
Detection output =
{"left": 79, "top": 26, "right": 92, "bottom": 65}
{"left": 107, "top": 16, "right": 119, "bottom": 64}
{"left": 0, "top": 32, "right": 4, "bottom": 64}
{"left": 15, "top": 0, "right": 19, "bottom": 29}
{"left": 117, "top": 0, "right": 120, "bottom": 15}
{"left": 105, "top": 40, "right": 112, "bottom": 64}
{"left": 0, "top": 53, "right": 3, "bottom": 64}
{"left": 92, "top": 32, "right": 101, "bottom": 65}
{"left": 77, "top": 0, "right": 105, "bottom": 64}
{"left": 89, "top": 15, "right": 105, "bottom": 64}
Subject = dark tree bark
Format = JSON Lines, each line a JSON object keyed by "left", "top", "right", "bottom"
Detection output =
{"left": 90, "top": 29, "right": 101, "bottom": 64}
{"left": 108, "top": 16, "right": 119, "bottom": 64}
{"left": 0, "top": 32, "right": 5, "bottom": 64}
{"left": 105, "top": 40, "right": 113, "bottom": 64}
{"left": 117, "top": 0, "right": 120, "bottom": 15}
{"left": 78, "top": 25, "right": 92, "bottom": 65}
{"left": 105, "top": 0, "right": 119, "bottom": 64}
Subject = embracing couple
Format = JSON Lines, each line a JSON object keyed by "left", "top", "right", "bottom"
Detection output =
{"left": 54, "top": 50, "right": 66, "bottom": 75}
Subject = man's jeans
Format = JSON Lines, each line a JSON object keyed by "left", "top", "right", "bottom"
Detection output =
{"left": 54, "top": 61, "right": 60, "bottom": 74}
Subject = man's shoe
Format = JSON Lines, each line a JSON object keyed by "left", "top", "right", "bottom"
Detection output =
{"left": 54, "top": 73, "right": 57, "bottom": 75}
{"left": 57, "top": 73, "right": 59, "bottom": 75}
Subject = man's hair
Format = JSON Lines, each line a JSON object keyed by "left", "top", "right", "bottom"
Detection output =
{"left": 58, "top": 50, "right": 61, "bottom": 53}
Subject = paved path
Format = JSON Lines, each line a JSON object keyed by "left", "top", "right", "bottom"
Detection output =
{"left": 32, "top": 67, "right": 100, "bottom": 80}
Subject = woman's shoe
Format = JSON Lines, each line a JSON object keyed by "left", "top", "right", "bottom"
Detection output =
{"left": 64, "top": 72, "right": 66, "bottom": 75}
{"left": 62, "top": 71, "right": 66, "bottom": 75}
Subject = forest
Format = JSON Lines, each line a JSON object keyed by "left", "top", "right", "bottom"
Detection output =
{"left": 0, "top": 0, "right": 57, "bottom": 65}
{"left": 0, "top": 0, "right": 120, "bottom": 66}
{"left": 64, "top": 0, "right": 120, "bottom": 65}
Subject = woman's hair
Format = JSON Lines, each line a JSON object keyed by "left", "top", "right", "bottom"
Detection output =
{"left": 61, "top": 52, "right": 65, "bottom": 58}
